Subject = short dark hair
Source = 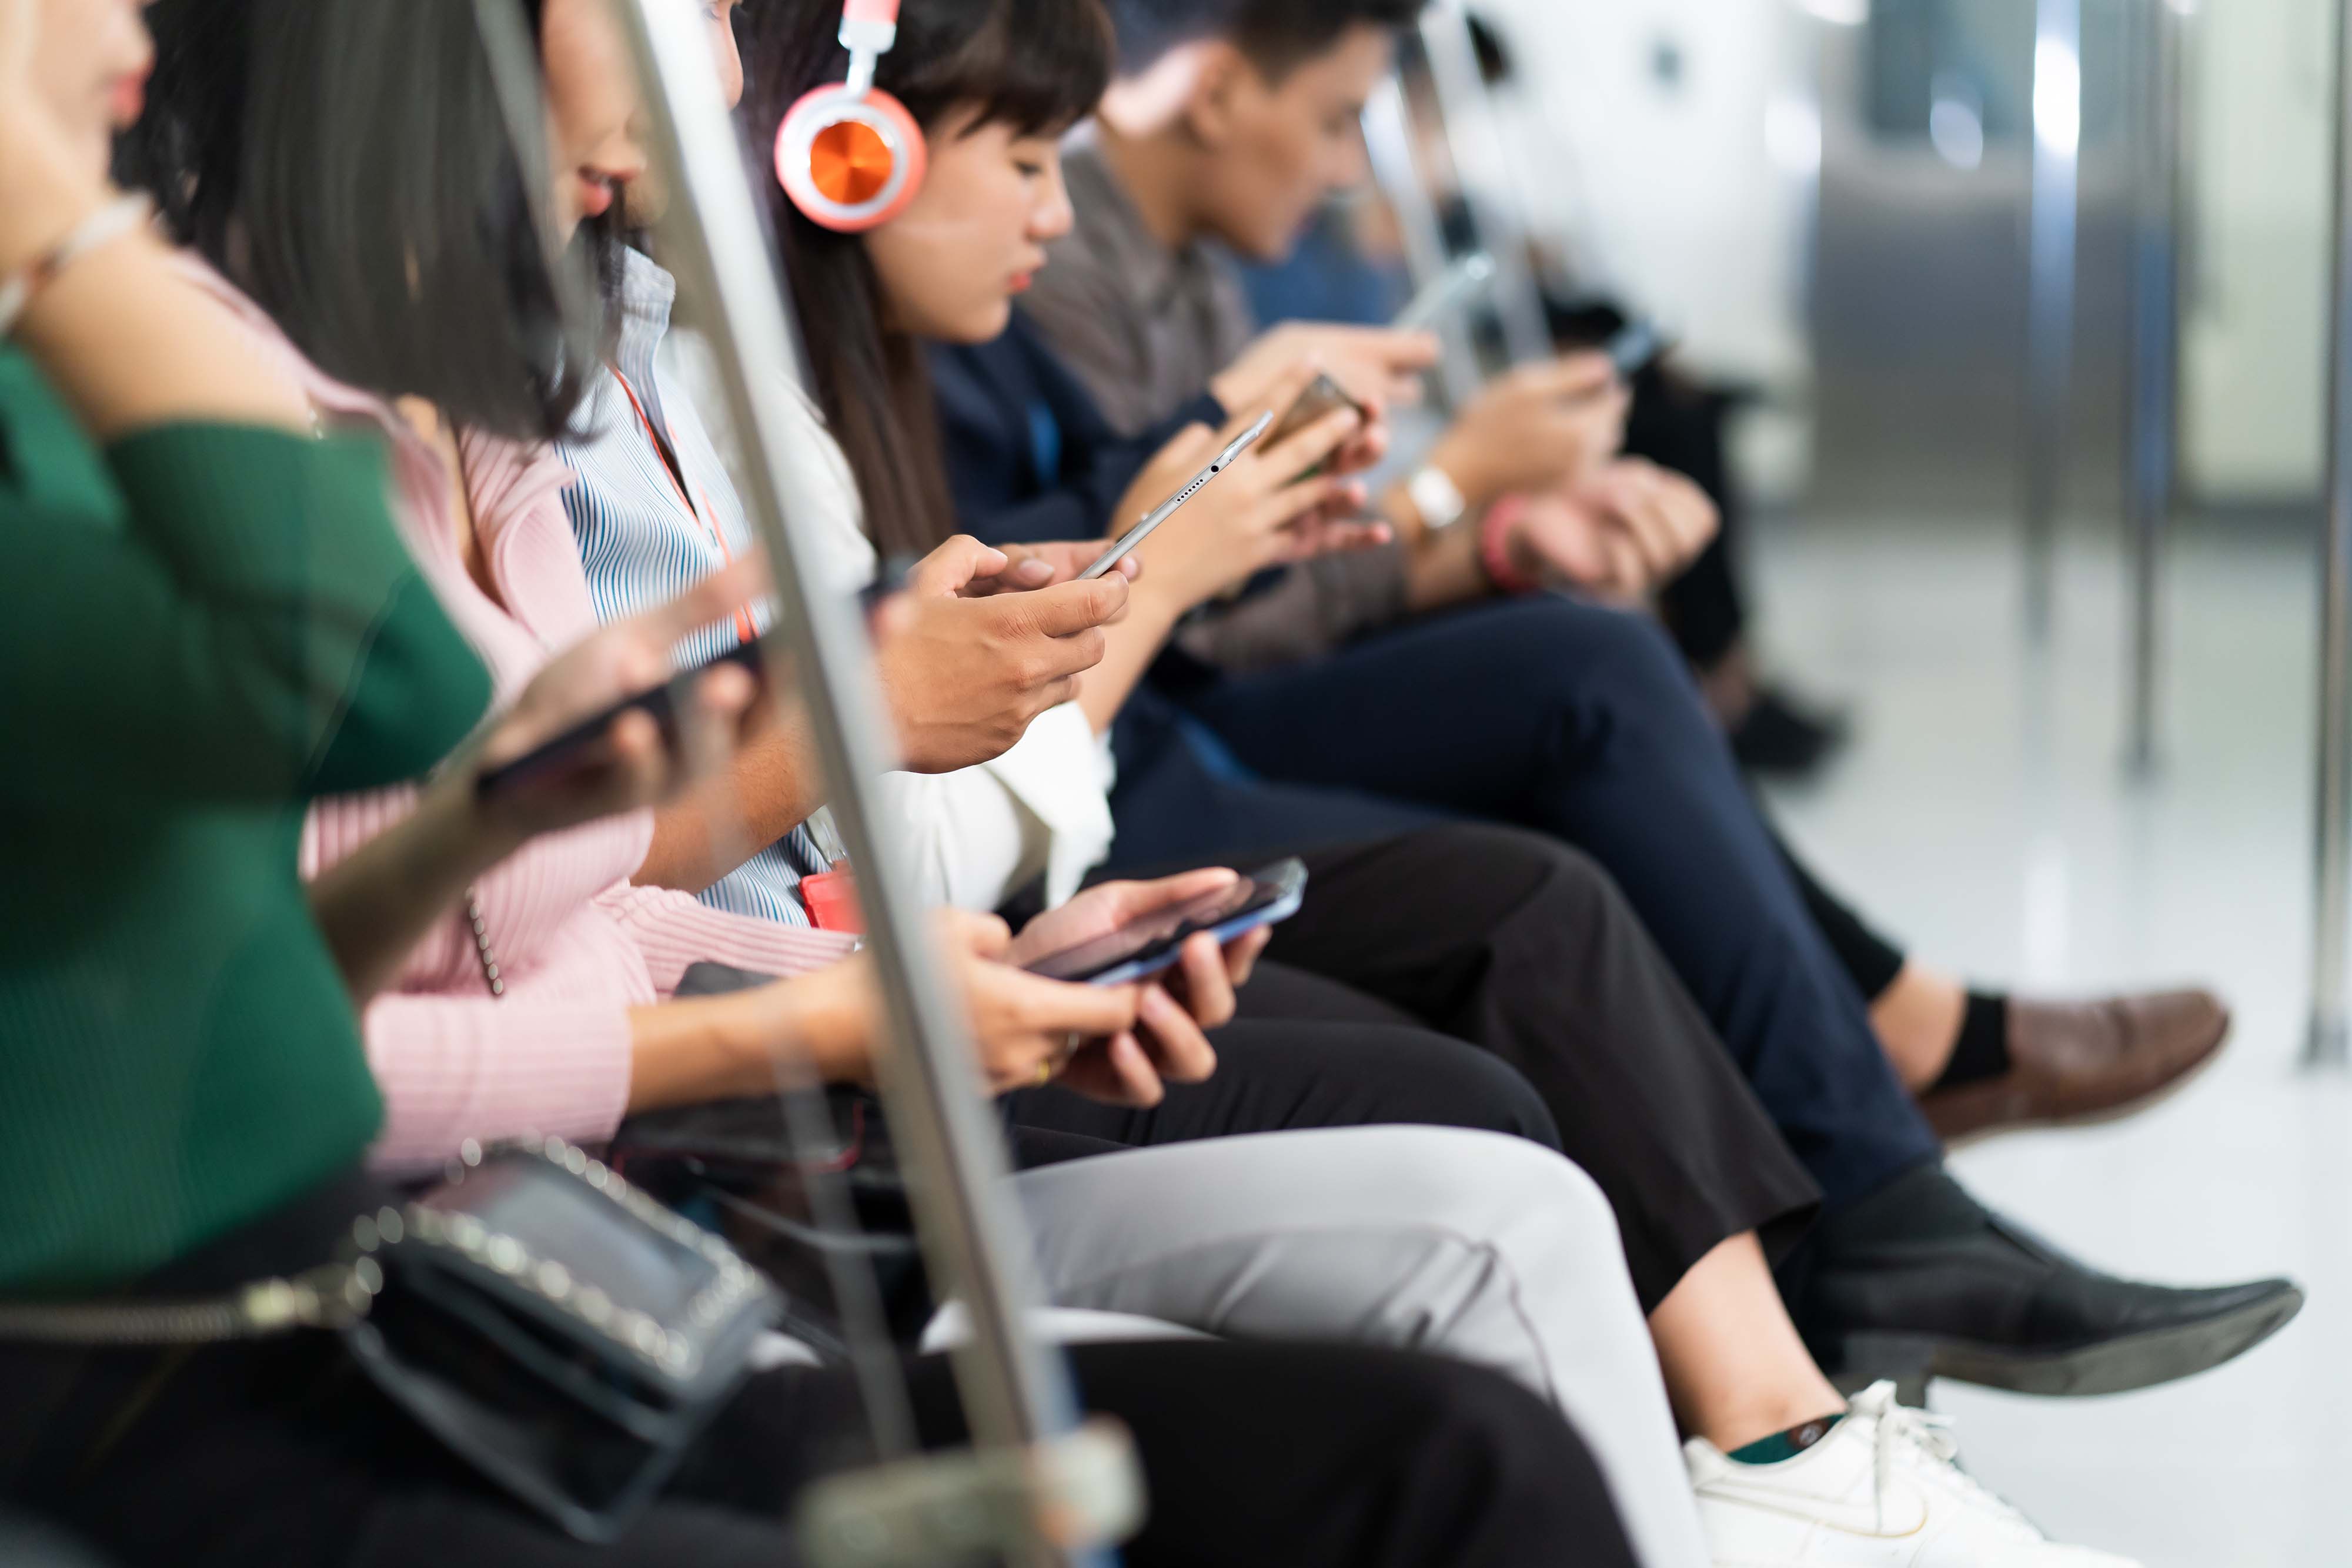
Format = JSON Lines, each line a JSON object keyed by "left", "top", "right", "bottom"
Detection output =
{"left": 745, "top": 0, "right": 1114, "bottom": 558}
{"left": 1105, "top": 0, "right": 1426, "bottom": 81}
{"left": 121, "top": 0, "right": 610, "bottom": 443}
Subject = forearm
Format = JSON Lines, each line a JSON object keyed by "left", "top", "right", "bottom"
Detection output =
{"left": 626, "top": 982, "right": 870, "bottom": 1113}
{"left": 307, "top": 777, "right": 524, "bottom": 1005}
{"left": 637, "top": 720, "right": 827, "bottom": 893}
{"left": 1385, "top": 477, "right": 1493, "bottom": 613}
{"left": 11, "top": 225, "right": 311, "bottom": 440}
{"left": 1080, "top": 583, "right": 1188, "bottom": 734}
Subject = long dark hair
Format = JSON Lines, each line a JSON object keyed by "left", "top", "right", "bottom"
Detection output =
{"left": 746, "top": 0, "right": 1113, "bottom": 557}
{"left": 121, "top": 0, "right": 612, "bottom": 442}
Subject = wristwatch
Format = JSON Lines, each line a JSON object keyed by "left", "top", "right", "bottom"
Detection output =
{"left": 1405, "top": 464, "right": 1469, "bottom": 533}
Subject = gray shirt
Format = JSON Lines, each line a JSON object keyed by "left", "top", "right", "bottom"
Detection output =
{"left": 1023, "top": 132, "right": 1411, "bottom": 671}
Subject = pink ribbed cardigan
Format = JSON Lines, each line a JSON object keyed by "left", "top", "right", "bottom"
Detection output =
{"left": 183, "top": 267, "right": 858, "bottom": 1171}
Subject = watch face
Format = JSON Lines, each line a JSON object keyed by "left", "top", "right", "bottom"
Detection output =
{"left": 1411, "top": 466, "right": 1467, "bottom": 530}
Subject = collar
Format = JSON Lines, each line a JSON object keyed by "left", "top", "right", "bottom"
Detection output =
{"left": 616, "top": 247, "right": 679, "bottom": 364}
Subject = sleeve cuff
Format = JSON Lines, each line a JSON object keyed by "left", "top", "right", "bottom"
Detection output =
{"left": 594, "top": 882, "right": 859, "bottom": 994}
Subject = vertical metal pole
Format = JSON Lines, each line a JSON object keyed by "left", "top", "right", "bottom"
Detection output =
{"left": 1362, "top": 73, "right": 1485, "bottom": 410}
{"left": 1415, "top": 0, "right": 1554, "bottom": 367}
{"left": 2123, "top": 0, "right": 2184, "bottom": 778}
{"left": 610, "top": 0, "right": 1133, "bottom": 1553}
{"left": 2024, "top": 0, "right": 2083, "bottom": 642}
{"left": 2309, "top": 0, "right": 2352, "bottom": 1069}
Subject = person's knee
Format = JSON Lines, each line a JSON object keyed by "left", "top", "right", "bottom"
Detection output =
{"left": 1360, "top": 1029, "right": 1563, "bottom": 1149}
{"left": 1434, "top": 821, "right": 1632, "bottom": 943}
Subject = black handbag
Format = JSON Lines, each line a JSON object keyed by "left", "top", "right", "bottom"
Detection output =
{"left": 0, "top": 1139, "right": 780, "bottom": 1545}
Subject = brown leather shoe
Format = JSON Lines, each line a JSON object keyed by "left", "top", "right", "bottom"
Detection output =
{"left": 1920, "top": 988, "right": 2231, "bottom": 1143}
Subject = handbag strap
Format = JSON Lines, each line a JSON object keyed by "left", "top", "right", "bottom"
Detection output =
{"left": 0, "top": 1261, "right": 377, "bottom": 1345}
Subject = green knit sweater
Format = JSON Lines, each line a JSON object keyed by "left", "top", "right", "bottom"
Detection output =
{"left": 0, "top": 347, "right": 492, "bottom": 1296}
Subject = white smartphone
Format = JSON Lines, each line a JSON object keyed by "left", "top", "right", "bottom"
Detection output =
{"left": 1078, "top": 411, "right": 1275, "bottom": 580}
{"left": 1391, "top": 252, "right": 1497, "bottom": 333}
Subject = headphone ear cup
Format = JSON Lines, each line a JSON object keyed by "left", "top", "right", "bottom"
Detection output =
{"left": 774, "top": 85, "right": 928, "bottom": 234}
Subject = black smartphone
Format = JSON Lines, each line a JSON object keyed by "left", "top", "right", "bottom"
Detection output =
{"left": 1605, "top": 319, "right": 1670, "bottom": 380}
{"left": 475, "top": 637, "right": 769, "bottom": 801}
{"left": 1023, "top": 859, "right": 1309, "bottom": 986}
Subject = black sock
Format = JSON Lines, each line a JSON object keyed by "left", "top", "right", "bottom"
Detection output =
{"left": 1726, "top": 1412, "right": 1846, "bottom": 1465}
{"left": 1931, "top": 991, "right": 2011, "bottom": 1091}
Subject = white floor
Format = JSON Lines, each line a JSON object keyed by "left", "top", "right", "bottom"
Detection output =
{"left": 1751, "top": 519, "right": 2351, "bottom": 1566}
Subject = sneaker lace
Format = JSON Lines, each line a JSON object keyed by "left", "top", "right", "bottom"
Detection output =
{"left": 1869, "top": 1395, "right": 2030, "bottom": 1534}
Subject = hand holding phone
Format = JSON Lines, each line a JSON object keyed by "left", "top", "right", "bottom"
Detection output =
{"left": 463, "top": 556, "right": 770, "bottom": 839}
{"left": 1020, "top": 859, "right": 1308, "bottom": 985}
{"left": 1080, "top": 410, "right": 1275, "bottom": 580}
{"left": 1603, "top": 318, "right": 1671, "bottom": 380}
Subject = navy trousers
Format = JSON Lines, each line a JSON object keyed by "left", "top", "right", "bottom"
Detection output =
{"left": 1118, "top": 595, "right": 1939, "bottom": 1213}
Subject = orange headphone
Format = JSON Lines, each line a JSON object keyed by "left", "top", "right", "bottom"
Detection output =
{"left": 774, "top": 0, "right": 927, "bottom": 233}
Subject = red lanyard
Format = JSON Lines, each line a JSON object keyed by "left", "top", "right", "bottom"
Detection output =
{"left": 612, "top": 367, "right": 757, "bottom": 644}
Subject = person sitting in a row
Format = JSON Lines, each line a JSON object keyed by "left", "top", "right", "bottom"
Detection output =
{"left": 0, "top": 2, "right": 1644, "bottom": 1564}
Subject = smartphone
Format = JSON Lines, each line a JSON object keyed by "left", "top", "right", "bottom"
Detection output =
{"left": 1078, "top": 410, "right": 1275, "bottom": 581}
{"left": 1605, "top": 318, "right": 1670, "bottom": 380}
{"left": 1023, "top": 859, "right": 1310, "bottom": 987}
{"left": 476, "top": 637, "right": 769, "bottom": 801}
{"left": 1391, "top": 252, "right": 1497, "bottom": 334}
{"left": 1265, "top": 371, "right": 1368, "bottom": 449}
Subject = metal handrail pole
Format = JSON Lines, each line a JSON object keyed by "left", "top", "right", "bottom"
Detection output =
{"left": 612, "top": 0, "right": 1134, "bottom": 1551}
{"left": 1415, "top": 0, "right": 1553, "bottom": 367}
{"left": 2024, "top": 0, "right": 2083, "bottom": 643}
{"left": 2122, "top": 0, "right": 2184, "bottom": 778}
{"left": 1362, "top": 72, "right": 1485, "bottom": 410}
{"left": 2310, "top": 0, "right": 2352, "bottom": 1069}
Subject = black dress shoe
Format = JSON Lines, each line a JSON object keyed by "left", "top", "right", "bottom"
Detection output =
{"left": 1789, "top": 1164, "right": 2303, "bottom": 1399}
{"left": 1729, "top": 687, "right": 1849, "bottom": 778}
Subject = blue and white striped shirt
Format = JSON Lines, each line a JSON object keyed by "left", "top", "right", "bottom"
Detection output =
{"left": 558, "top": 249, "right": 831, "bottom": 927}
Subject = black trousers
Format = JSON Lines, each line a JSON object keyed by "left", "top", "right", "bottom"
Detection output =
{"left": 1772, "top": 824, "right": 1912, "bottom": 1002}
{"left": 1158, "top": 598, "right": 1944, "bottom": 1213}
{"left": 1065, "top": 824, "right": 1819, "bottom": 1312}
{"left": 0, "top": 1177, "right": 1637, "bottom": 1568}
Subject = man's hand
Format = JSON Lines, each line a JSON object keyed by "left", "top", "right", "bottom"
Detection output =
{"left": 1425, "top": 353, "right": 1629, "bottom": 513}
{"left": 874, "top": 535, "right": 1130, "bottom": 773}
{"left": 1210, "top": 322, "right": 1441, "bottom": 417}
{"left": 961, "top": 539, "right": 1144, "bottom": 596}
{"left": 1503, "top": 459, "right": 1720, "bottom": 603}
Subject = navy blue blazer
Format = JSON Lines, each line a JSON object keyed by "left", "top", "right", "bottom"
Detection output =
{"left": 930, "top": 310, "right": 1225, "bottom": 547}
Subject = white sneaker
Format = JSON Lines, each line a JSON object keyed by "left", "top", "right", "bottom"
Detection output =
{"left": 1684, "top": 1382, "right": 2141, "bottom": 1566}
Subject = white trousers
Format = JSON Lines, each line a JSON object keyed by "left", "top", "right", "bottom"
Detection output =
{"left": 1005, "top": 1125, "right": 1712, "bottom": 1568}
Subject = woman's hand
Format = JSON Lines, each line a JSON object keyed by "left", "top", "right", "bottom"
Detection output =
{"left": 951, "top": 906, "right": 1224, "bottom": 1108}
{"left": 1121, "top": 366, "right": 1395, "bottom": 613}
{"left": 0, "top": 0, "right": 110, "bottom": 278}
{"left": 874, "top": 535, "right": 1130, "bottom": 772}
{"left": 449, "top": 554, "right": 772, "bottom": 855}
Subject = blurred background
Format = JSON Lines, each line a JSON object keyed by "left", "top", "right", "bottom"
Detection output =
{"left": 1410, "top": 0, "right": 2340, "bottom": 1560}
